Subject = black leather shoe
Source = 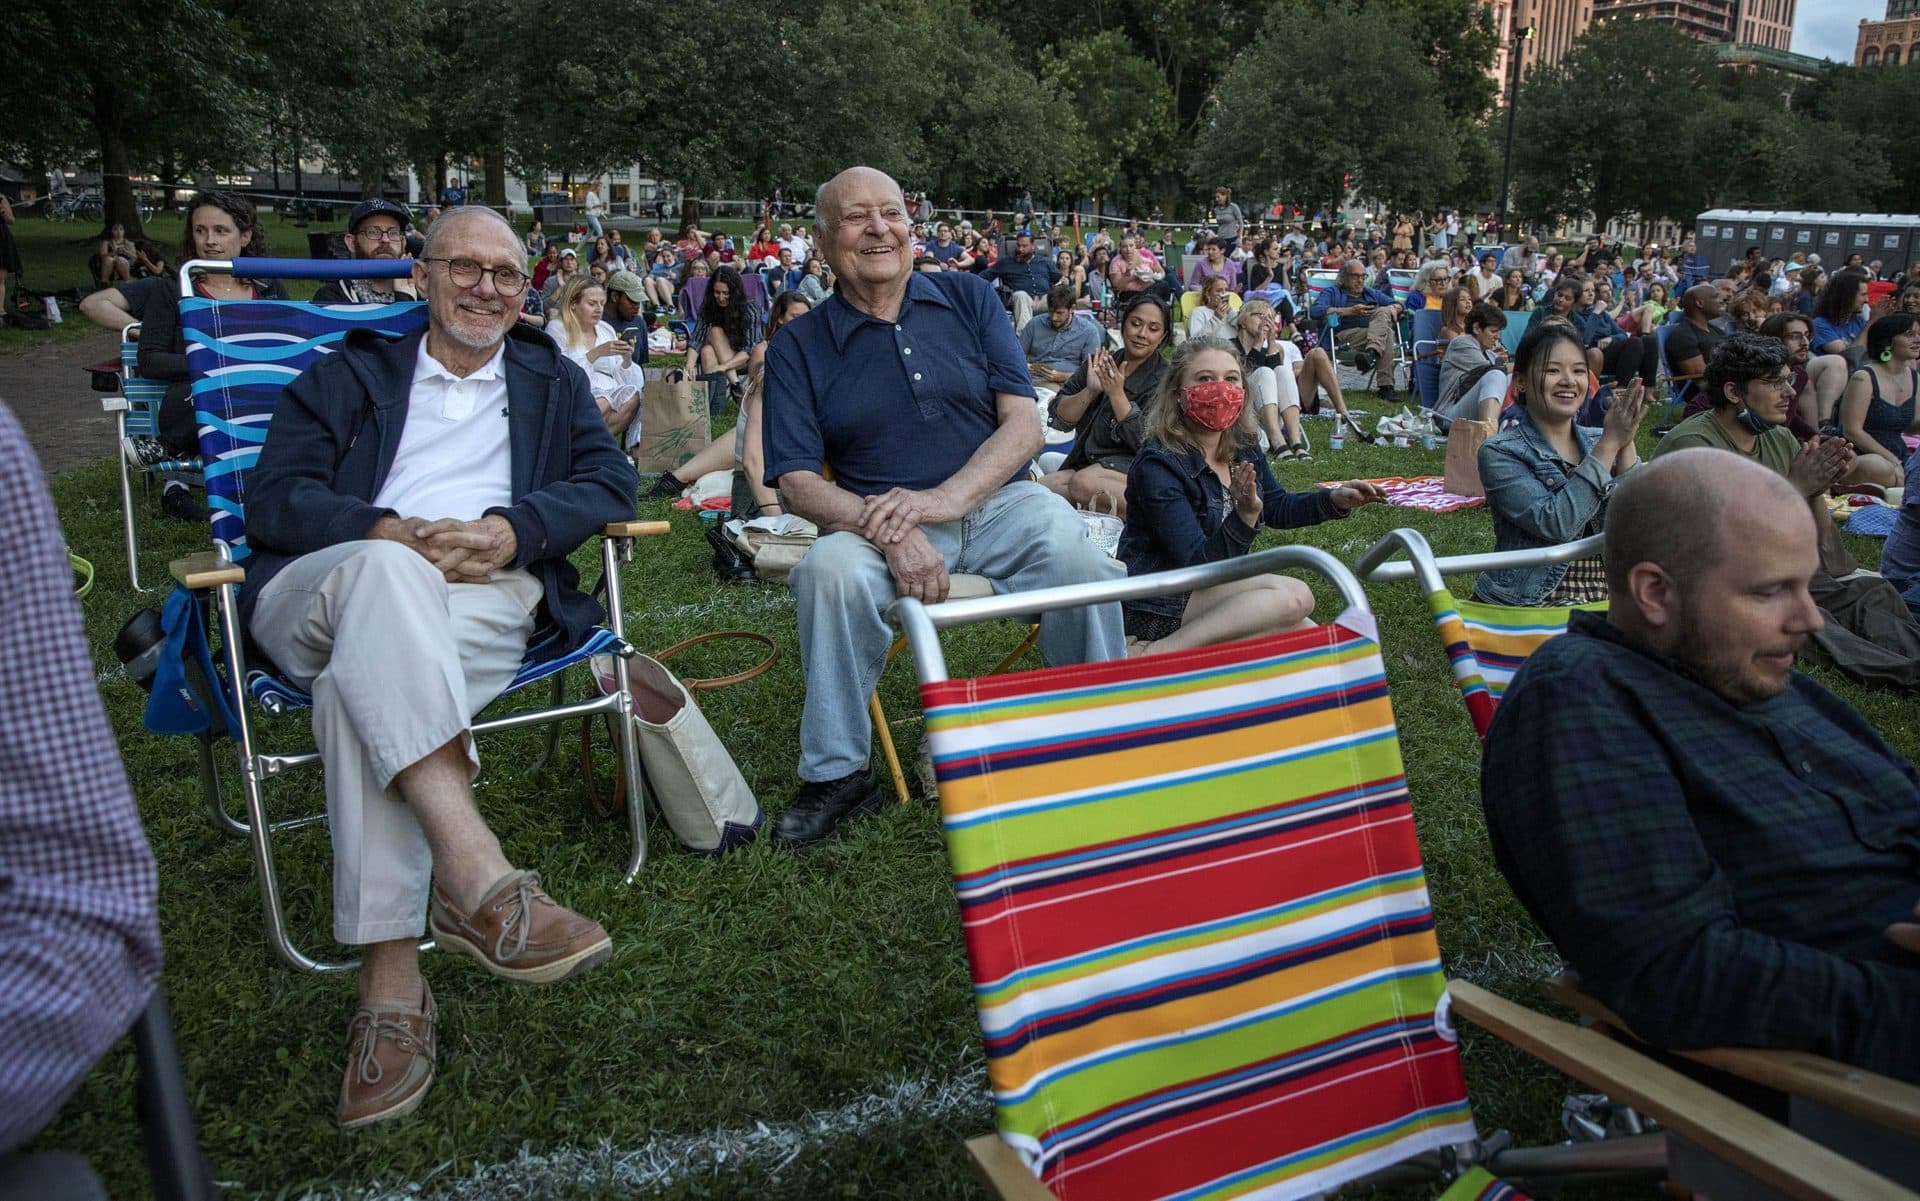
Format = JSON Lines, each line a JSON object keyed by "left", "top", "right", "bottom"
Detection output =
{"left": 646, "top": 472, "right": 685, "bottom": 500}
{"left": 773, "top": 767, "right": 883, "bottom": 846}
{"left": 705, "top": 526, "right": 757, "bottom": 585}
{"left": 160, "top": 484, "right": 204, "bottom": 523}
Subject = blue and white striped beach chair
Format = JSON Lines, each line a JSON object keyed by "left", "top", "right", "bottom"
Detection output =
{"left": 168, "top": 256, "right": 662, "bottom": 974}
{"left": 104, "top": 322, "right": 204, "bottom": 590}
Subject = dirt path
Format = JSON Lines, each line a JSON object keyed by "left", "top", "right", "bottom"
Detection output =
{"left": 0, "top": 327, "right": 123, "bottom": 475}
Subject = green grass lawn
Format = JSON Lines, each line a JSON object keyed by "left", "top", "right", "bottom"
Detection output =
{"left": 28, "top": 398, "right": 1919, "bottom": 1199}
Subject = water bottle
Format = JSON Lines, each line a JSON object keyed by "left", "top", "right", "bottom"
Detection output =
{"left": 1329, "top": 429, "right": 1345, "bottom": 451}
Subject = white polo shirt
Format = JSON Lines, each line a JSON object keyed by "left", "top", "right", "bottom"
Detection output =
{"left": 371, "top": 341, "right": 514, "bottom": 521}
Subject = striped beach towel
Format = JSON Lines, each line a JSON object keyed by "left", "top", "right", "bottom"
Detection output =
{"left": 1429, "top": 593, "right": 1606, "bottom": 739}
{"left": 923, "top": 613, "right": 1475, "bottom": 1200}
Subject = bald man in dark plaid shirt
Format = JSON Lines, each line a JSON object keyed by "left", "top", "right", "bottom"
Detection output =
{"left": 1483, "top": 450, "right": 1920, "bottom": 1084}
{"left": 0, "top": 401, "right": 161, "bottom": 1189}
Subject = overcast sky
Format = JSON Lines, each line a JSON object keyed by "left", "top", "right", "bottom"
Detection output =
{"left": 1793, "top": 0, "right": 1884, "bottom": 61}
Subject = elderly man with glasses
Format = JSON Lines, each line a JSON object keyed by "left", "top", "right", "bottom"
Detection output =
{"left": 241, "top": 205, "right": 637, "bottom": 1129}
{"left": 314, "top": 198, "right": 420, "bottom": 304}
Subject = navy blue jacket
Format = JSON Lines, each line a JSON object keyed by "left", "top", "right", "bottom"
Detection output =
{"left": 1118, "top": 438, "right": 1343, "bottom": 616}
{"left": 241, "top": 324, "right": 637, "bottom": 662}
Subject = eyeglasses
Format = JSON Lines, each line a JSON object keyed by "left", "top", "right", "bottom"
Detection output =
{"left": 355, "top": 227, "right": 406, "bottom": 243}
{"left": 421, "top": 257, "right": 528, "bottom": 295}
{"left": 1758, "top": 372, "right": 1795, "bottom": 391}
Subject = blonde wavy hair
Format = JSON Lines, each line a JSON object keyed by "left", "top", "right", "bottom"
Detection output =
{"left": 1144, "top": 336, "right": 1261, "bottom": 456}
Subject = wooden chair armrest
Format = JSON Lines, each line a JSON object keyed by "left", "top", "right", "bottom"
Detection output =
{"left": 1450, "top": 980, "right": 1919, "bottom": 1201}
{"left": 1542, "top": 974, "right": 1920, "bottom": 1140}
{"left": 965, "top": 1134, "right": 1058, "bottom": 1201}
{"left": 170, "top": 551, "right": 245, "bottom": 589}
{"left": 602, "top": 520, "right": 673, "bottom": 538}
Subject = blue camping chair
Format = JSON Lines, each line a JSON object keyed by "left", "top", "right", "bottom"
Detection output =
{"left": 1499, "top": 312, "right": 1529, "bottom": 358}
{"left": 168, "top": 257, "right": 663, "bottom": 974}
{"left": 105, "top": 323, "right": 204, "bottom": 591}
{"left": 1654, "top": 320, "right": 1701, "bottom": 422}
{"left": 678, "top": 275, "right": 708, "bottom": 320}
{"left": 1410, "top": 308, "right": 1445, "bottom": 411}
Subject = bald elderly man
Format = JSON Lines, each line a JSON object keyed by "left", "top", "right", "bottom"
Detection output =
{"left": 1482, "top": 450, "right": 1920, "bottom": 1083}
{"left": 762, "top": 166, "right": 1124, "bottom": 846}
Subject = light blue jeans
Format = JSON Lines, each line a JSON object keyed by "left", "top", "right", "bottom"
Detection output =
{"left": 790, "top": 481, "right": 1126, "bottom": 782}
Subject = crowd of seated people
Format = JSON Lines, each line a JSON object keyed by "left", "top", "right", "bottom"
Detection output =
{"left": 38, "top": 162, "right": 1920, "bottom": 1158}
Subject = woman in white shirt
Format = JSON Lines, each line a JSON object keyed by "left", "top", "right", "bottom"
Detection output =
{"left": 1186, "top": 275, "right": 1237, "bottom": 341}
{"left": 547, "top": 275, "right": 646, "bottom": 448}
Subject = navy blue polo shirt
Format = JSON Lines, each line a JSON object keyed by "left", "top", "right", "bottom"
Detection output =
{"left": 762, "top": 270, "right": 1036, "bottom": 496}
{"left": 984, "top": 252, "right": 1060, "bottom": 299}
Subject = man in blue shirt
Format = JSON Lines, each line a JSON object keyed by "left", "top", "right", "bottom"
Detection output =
{"left": 1483, "top": 450, "right": 1920, "bottom": 1083}
{"left": 763, "top": 166, "right": 1125, "bottom": 845}
{"left": 984, "top": 230, "right": 1060, "bottom": 332}
{"left": 1019, "top": 282, "right": 1105, "bottom": 387}
{"left": 927, "top": 222, "right": 965, "bottom": 267}
{"left": 1310, "top": 259, "right": 1403, "bottom": 399}
{"left": 1680, "top": 235, "right": 1712, "bottom": 288}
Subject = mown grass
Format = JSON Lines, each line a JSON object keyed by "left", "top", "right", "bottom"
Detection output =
{"left": 29, "top": 408, "right": 1917, "bottom": 1200}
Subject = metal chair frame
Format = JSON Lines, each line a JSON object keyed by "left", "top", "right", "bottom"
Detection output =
{"left": 104, "top": 321, "right": 204, "bottom": 591}
{"left": 172, "top": 256, "right": 657, "bottom": 975}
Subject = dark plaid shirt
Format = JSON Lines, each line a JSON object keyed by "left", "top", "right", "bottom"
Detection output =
{"left": 1482, "top": 611, "right": 1920, "bottom": 1082}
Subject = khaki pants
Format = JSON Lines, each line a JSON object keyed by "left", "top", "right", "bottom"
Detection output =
{"left": 250, "top": 541, "right": 541, "bottom": 945}
{"left": 1335, "top": 309, "right": 1399, "bottom": 387}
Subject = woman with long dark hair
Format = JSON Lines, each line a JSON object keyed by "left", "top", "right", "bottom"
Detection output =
{"left": 76, "top": 189, "right": 285, "bottom": 521}
{"left": 1838, "top": 313, "right": 1919, "bottom": 485}
{"left": 1042, "top": 290, "right": 1170, "bottom": 515}
{"left": 1474, "top": 325, "right": 1644, "bottom": 606}
{"left": 1812, "top": 271, "right": 1870, "bottom": 357}
{"left": 693, "top": 266, "right": 763, "bottom": 392}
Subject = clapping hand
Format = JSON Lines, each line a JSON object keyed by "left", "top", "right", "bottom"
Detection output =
{"left": 1786, "top": 435, "right": 1854, "bottom": 499}
{"left": 1229, "top": 460, "right": 1264, "bottom": 524}
{"left": 1603, "top": 378, "right": 1647, "bottom": 440}
{"left": 1327, "top": 481, "right": 1387, "bottom": 512}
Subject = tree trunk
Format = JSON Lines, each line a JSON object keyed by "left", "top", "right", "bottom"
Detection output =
{"left": 89, "top": 78, "right": 146, "bottom": 241}
{"left": 481, "top": 136, "right": 507, "bottom": 210}
{"left": 359, "top": 157, "right": 382, "bottom": 199}
{"left": 433, "top": 154, "right": 449, "bottom": 203}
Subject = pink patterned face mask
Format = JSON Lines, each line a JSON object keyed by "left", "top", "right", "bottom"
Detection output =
{"left": 1181, "top": 379, "right": 1245, "bottom": 431}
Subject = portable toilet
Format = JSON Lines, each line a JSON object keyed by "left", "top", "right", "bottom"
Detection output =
{"left": 1694, "top": 209, "right": 1738, "bottom": 273}
{"left": 1815, "top": 215, "right": 1852, "bottom": 264}
{"left": 1730, "top": 214, "right": 1767, "bottom": 268}
{"left": 1762, "top": 213, "right": 1798, "bottom": 263}
{"left": 1784, "top": 212, "right": 1820, "bottom": 261}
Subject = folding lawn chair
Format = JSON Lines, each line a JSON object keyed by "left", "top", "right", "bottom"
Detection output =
{"left": 894, "top": 548, "right": 1911, "bottom": 1201}
{"left": 1653, "top": 320, "right": 1701, "bottom": 425}
{"left": 103, "top": 321, "right": 204, "bottom": 591}
{"left": 1498, "top": 313, "right": 1528, "bottom": 358}
{"left": 679, "top": 275, "right": 708, "bottom": 319}
{"left": 167, "top": 256, "right": 665, "bottom": 974}
{"left": 1410, "top": 308, "right": 1445, "bottom": 412}
{"left": 1353, "top": 528, "right": 1605, "bottom": 739}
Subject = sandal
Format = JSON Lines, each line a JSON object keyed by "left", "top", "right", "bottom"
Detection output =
{"left": 1289, "top": 442, "right": 1313, "bottom": 462}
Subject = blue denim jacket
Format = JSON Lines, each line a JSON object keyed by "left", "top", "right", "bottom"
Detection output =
{"left": 1473, "top": 409, "right": 1624, "bottom": 605}
{"left": 1118, "top": 438, "right": 1343, "bottom": 616}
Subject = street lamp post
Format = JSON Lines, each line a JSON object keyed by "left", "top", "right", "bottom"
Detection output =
{"left": 1497, "top": 21, "right": 1534, "bottom": 243}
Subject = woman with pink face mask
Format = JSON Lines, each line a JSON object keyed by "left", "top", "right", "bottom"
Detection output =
{"left": 1115, "top": 337, "right": 1385, "bottom": 654}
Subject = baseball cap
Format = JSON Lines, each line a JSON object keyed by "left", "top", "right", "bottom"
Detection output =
{"left": 560, "top": 246, "right": 578, "bottom": 259}
{"left": 348, "top": 197, "right": 411, "bottom": 233}
{"left": 605, "top": 269, "right": 646, "bottom": 301}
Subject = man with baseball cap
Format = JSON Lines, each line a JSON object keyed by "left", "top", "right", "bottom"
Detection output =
{"left": 315, "top": 198, "right": 418, "bottom": 305}
{"left": 601, "top": 270, "right": 653, "bottom": 365}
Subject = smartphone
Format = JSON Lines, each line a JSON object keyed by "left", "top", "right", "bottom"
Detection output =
{"left": 619, "top": 328, "right": 640, "bottom": 346}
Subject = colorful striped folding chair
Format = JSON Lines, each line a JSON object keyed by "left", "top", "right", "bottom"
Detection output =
{"left": 103, "top": 321, "right": 203, "bottom": 590}
{"left": 899, "top": 547, "right": 1485, "bottom": 1199}
{"left": 1354, "top": 529, "right": 1605, "bottom": 739}
{"left": 168, "top": 257, "right": 664, "bottom": 974}
{"left": 904, "top": 548, "right": 1918, "bottom": 1201}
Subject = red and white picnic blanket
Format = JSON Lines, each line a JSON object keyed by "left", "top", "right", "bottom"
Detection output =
{"left": 1322, "top": 475, "right": 1486, "bottom": 512}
